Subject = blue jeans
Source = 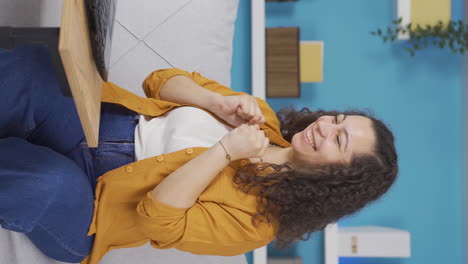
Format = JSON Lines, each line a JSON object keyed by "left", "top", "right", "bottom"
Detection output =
{"left": 0, "top": 46, "right": 138, "bottom": 262}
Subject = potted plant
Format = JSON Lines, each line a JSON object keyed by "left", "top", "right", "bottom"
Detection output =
{"left": 371, "top": 17, "right": 468, "bottom": 56}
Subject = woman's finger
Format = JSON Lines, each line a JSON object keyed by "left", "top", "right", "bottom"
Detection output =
{"left": 250, "top": 102, "right": 260, "bottom": 124}
{"left": 255, "top": 129, "right": 265, "bottom": 148}
{"left": 257, "top": 137, "right": 269, "bottom": 158}
{"left": 249, "top": 99, "right": 257, "bottom": 115}
{"left": 249, "top": 116, "right": 259, "bottom": 125}
{"left": 237, "top": 104, "right": 252, "bottom": 120}
{"left": 232, "top": 115, "right": 248, "bottom": 127}
{"left": 250, "top": 98, "right": 264, "bottom": 125}
{"left": 255, "top": 104, "right": 264, "bottom": 123}
{"left": 258, "top": 115, "right": 266, "bottom": 125}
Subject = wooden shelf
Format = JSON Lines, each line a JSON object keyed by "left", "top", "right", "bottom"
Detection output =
{"left": 266, "top": 27, "right": 300, "bottom": 97}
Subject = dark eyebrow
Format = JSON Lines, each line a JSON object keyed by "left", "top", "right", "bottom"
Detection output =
{"left": 342, "top": 115, "right": 349, "bottom": 152}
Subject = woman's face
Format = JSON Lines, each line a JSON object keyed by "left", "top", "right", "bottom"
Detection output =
{"left": 291, "top": 114, "right": 376, "bottom": 165}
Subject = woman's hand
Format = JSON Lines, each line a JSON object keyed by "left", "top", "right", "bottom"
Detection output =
{"left": 152, "top": 124, "right": 268, "bottom": 208}
{"left": 212, "top": 95, "right": 265, "bottom": 127}
{"left": 220, "top": 124, "right": 269, "bottom": 161}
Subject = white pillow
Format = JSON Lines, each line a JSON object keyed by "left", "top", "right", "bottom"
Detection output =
{"left": 109, "top": 0, "right": 239, "bottom": 97}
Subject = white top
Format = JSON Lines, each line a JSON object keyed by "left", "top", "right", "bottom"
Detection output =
{"left": 134, "top": 107, "right": 232, "bottom": 161}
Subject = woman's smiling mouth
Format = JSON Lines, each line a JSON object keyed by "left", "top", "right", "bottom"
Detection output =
{"left": 304, "top": 129, "right": 316, "bottom": 150}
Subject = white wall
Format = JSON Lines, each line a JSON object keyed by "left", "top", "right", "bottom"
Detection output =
{"left": 0, "top": 0, "right": 61, "bottom": 27}
{"left": 39, "top": 0, "right": 62, "bottom": 27}
{"left": 0, "top": 0, "right": 40, "bottom": 26}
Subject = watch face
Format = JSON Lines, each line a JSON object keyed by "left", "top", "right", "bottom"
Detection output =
{"left": 85, "top": 0, "right": 117, "bottom": 81}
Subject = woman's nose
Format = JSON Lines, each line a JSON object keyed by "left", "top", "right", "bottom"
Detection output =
{"left": 317, "top": 120, "right": 339, "bottom": 138}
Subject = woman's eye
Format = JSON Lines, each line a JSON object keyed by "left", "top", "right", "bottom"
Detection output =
{"left": 335, "top": 116, "right": 341, "bottom": 147}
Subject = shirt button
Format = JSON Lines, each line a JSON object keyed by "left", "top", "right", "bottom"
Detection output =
{"left": 156, "top": 155, "right": 164, "bottom": 162}
{"left": 185, "top": 148, "right": 194, "bottom": 155}
{"left": 125, "top": 166, "right": 133, "bottom": 173}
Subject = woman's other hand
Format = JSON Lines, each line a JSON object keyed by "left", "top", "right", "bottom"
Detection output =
{"left": 220, "top": 124, "right": 269, "bottom": 161}
{"left": 212, "top": 95, "right": 266, "bottom": 127}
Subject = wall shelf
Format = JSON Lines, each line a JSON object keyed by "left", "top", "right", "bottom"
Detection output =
{"left": 396, "top": 0, "right": 451, "bottom": 40}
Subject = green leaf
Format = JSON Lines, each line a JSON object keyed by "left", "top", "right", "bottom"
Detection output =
{"left": 405, "top": 47, "right": 415, "bottom": 56}
{"left": 377, "top": 29, "right": 382, "bottom": 35}
{"left": 383, "top": 36, "right": 388, "bottom": 42}
{"left": 398, "top": 17, "right": 403, "bottom": 23}
{"left": 460, "top": 47, "right": 465, "bottom": 53}
{"left": 370, "top": 31, "right": 376, "bottom": 35}
{"left": 448, "top": 24, "right": 454, "bottom": 33}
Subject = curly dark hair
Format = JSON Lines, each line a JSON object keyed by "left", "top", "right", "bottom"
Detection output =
{"left": 233, "top": 107, "right": 398, "bottom": 249}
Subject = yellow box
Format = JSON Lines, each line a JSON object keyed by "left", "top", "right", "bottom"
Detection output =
{"left": 300, "top": 41, "right": 323, "bottom": 83}
{"left": 411, "top": 0, "right": 451, "bottom": 26}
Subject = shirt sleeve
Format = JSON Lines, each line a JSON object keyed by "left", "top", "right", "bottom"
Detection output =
{"left": 135, "top": 192, "right": 275, "bottom": 256}
{"left": 142, "top": 68, "right": 247, "bottom": 99}
{"left": 142, "top": 68, "right": 194, "bottom": 99}
{"left": 141, "top": 69, "right": 285, "bottom": 143}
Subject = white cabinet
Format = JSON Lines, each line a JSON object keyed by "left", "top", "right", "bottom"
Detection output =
{"left": 338, "top": 226, "right": 410, "bottom": 257}
{"left": 325, "top": 223, "right": 411, "bottom": 264}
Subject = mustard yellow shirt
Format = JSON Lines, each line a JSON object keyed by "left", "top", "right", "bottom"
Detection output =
{"left": 82, "top": 69, "right": 291, "bottom": 264}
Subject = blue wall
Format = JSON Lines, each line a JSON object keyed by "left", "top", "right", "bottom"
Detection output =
{"left": 232, "top": 1, "right": 463, "bottom": 264}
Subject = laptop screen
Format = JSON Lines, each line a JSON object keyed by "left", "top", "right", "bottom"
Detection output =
{"left": 85, "top": 0, "right": 116, "bottom": 81}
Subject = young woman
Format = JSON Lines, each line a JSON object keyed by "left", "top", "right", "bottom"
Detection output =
{"left": 0, "top": 46, "right": 398, "bottom": 264}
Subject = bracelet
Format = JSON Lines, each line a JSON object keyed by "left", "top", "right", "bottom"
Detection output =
{"left": 219, "top": 140, "right": 232, "bottom": 162}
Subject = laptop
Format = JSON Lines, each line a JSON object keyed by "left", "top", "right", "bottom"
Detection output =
{"left": 59, "top": 0, "right": 117, "bottom": 147}
{"left": 86, "top": 0, "right": 117, "bottom": 81}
